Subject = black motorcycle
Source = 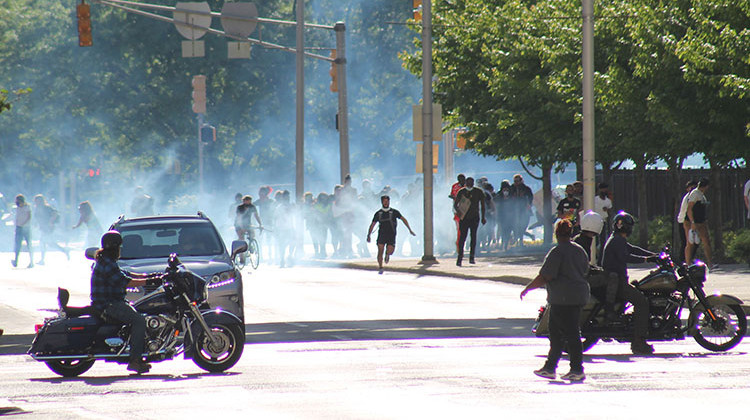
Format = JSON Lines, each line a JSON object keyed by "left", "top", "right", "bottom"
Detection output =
{"left": 29, "top": 254, "right": 245, "bottom": 377}
{"left": 533, "top": 246, "right": 746, "bottom": 352}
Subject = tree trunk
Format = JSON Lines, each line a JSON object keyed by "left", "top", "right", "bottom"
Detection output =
{"left": 634, "top": 157, "right": 649, "bottom": 248}
{"left": 667, "top": 156, "right": 683, "bottom": 251}
{"left": 709, "top": 161, "right": 723, "bottom": 261}
{"left": 542, "top": 162, "right": 553, "bottom": 244}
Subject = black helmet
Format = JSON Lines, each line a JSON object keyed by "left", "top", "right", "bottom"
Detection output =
{"left": 612, "top": 211, "right": 635, "bottom": 235}
{"left": 101, "top": 230, "right": 123, "bottom": 249}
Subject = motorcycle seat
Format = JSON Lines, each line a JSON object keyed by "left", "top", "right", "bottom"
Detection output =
{"left": 57, "top": 288, "right": 104, "bottom": 320}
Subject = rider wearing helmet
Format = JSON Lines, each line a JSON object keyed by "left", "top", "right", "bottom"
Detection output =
{"left": 574, "top": 211, "right": 604, "bottom": 262}
{"left": 601, "top": 211, "right": 659, "bottom": 355}
{"left": 90, "top": 230, "right": 156, "bottom": 374}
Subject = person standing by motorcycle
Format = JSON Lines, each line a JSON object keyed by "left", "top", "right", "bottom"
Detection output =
{"left": 520, "top": 219, "right": 590, "bottom": 381}
{"left": 601, "top": 211, "right": 659, "bottom": 355}
{"left": 90, "top": 231, "right": 155, "bottom": 374}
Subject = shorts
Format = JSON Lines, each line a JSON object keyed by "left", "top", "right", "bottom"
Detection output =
{"left": 377, "top": 234, "right": 396, "bottom": 246}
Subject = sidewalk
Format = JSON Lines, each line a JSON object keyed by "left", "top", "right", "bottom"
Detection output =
{"left": 315, "top": 249, "right": 750, "bottom": 309}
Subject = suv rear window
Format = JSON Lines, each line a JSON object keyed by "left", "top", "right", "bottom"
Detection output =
{"left": 118, "top": 222, "right": 224, "bottom": 259}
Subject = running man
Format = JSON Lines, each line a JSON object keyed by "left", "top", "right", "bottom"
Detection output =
{"left": 366, "top": 195, "right": 416, "bottom": 274}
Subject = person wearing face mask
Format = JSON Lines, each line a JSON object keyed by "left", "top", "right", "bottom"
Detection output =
{"left": 367, "top": 195, "right": 416, "bottom": 274}
{"left": 454, "top": 177, "right": 486, "bottom": 266}
{"left": 557, "top": 184, "right": 582, "bottom": 235}
{"left": 493, "top": 180, "right": 514, "bottom": 251}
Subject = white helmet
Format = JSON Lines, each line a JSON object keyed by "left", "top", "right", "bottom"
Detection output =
{"left": 580, "top": 211, "right": 604, "bottom": 234}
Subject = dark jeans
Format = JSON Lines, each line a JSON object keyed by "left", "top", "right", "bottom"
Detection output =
{"left": 105, "top": 301, "right": 146, "bottom": 363}
{"left": 457, "top": 216, "right": 479, "bottom": 262}
{"left": 543, "top": 304, "right": 584, "bottom": 373}
{"left": 619, "top": 281, "right": 649, "bottom": 340}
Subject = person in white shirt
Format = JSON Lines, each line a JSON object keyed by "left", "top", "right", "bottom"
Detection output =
{"left": 744, "top": 179, "right": 750, "bottom": 221}
{"left": 11, "top": 194, "right": 33, "bottom": 268}
{"left": 686, "top": 178, "right": 714, "bottom": 268}
{"left": 593, "top": 182, "right": 612, "bottom": 256}
{"left": 677, "top": 180, "right": 698, "bottom": 263}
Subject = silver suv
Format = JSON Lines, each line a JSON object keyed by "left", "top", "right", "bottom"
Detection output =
{"left": 108, "top": 212, "right": 247, "bottom": 322}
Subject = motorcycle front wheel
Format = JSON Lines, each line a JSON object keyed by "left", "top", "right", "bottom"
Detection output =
{"left": 45, "top": 359, "right": 95, "bottom": 377}
{"left": 690, "top": 304, "right": 747, "bottom": 351}
{"left": 192, "top": 323, "right": 244, "bottom": 372}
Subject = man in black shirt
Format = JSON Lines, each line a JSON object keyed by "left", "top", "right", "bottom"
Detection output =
{"left": 367, "top": 195, "right": 415, "bottom": 274}
{"left": 454, "top": 177, "right": 486, "bottom": 266}
{"left": 557, "top": 184, "right": 582, "bottom": 234}
{"left": 601, "top": 211, "right": 658, "bottom": 355}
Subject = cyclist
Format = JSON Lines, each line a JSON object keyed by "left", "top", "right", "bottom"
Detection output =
{"left": 235, "top": 195, "right": 263, "bottom": 247}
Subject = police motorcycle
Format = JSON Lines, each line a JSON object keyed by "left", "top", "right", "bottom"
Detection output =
{"left": 533, "top": 216, "right": 746, "bottom": 353}
{"left": 28, "top": 253, "right": 245, "bottom": 377}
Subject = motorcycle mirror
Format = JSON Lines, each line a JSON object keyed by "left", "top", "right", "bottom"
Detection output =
{"left": 84, "top": 247, "right": 98, "bottom": 260}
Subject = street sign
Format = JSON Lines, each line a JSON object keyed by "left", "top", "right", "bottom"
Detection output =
{"left": 174, "top": 2, "right": 211, "bottom": 40}
{"left": 412, "top": 103, "right": 442, "bottom": 141}
{"left": 182, "top": 40, "right": 205, "bottom": 58}
{"left": 227, "top": 42, "right": 251, "bottom": 59}
{"left": 416, "top": 143, "right": 439, "bottom": 173}
{"left": 220, "top": 2, "right": 258, "bottom": 38}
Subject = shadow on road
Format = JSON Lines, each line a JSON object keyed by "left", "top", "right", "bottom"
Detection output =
{"left": 29, "top": 370, "right": 239, "bottom": 385}
{"left": 244, "top": 318, "right": 537, "bottom": 344}
{"left": 0, "top": 318, "right": 537, "bottom": 356}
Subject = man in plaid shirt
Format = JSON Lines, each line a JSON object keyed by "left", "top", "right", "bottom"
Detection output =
{"left": 90, "top": 231, "right": 155, "bottom": 374}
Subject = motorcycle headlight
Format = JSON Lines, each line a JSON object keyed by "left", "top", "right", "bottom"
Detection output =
{"left": 688, "top": 262, "right": 707, "bottom": 284}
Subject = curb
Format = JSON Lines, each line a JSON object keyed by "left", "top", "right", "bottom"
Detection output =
{"left": 314, "top": 259, "right": 750, "bottom": 317}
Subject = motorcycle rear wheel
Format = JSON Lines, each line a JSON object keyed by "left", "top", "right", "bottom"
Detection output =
{"left": 192, "top": 323, "right": 244, "bottom": 372}
{"left": 691, "top": 304, "right": 747, "bottom": 351}
{"left": 45, "top": 359, "right": 95, "bottom": 377}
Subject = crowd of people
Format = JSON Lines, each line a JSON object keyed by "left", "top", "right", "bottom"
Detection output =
{"left": 4, "top": 186, "right": 155, "bottom": 268}
{"left": 229, "top": 175, "right": 424, "bottom": 267}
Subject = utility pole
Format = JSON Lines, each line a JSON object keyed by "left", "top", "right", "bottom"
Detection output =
{"left": 421, "top": 0, "right": 435, "bottom": 262}
{"left": 582, "top": 0, "right": 595, "bottom": 213}
{"left": 295, "top": 0, "right": 304, "bottom": 202}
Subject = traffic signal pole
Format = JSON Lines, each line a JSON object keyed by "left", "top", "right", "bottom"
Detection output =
{"left": 334, "top": 22, "right": 350, "bottom": 182}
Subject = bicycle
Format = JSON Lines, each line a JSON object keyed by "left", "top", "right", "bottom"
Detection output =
{"left": 234, "top": 226, "right": 264, "bottom": 270}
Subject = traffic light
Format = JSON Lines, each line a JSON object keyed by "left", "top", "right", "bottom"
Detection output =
{"left": 76, "top": 0, "right": 93, "bottom": 47}
{"left": 413, "top": 0, "right": 422, "bottom": 21}
{"left": 87, "top": 168, "right": 100, "bottom": 177}
{"left": 456, "top": 131, "right": 469, "bottom": 149}
{"left": 192, "top": 75, "right": 207, "bottom": 114}
{"left": 329, "top": 49, "right": 338, "bottom": 93}
{"left": 200, "top": 124, "right": 216, "bottom": 143}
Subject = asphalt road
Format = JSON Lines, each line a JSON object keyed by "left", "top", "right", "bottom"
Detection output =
{"left": 1, "top": 253, "right": 749, "bottom": 418}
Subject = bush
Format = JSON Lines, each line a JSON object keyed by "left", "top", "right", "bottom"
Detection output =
{"left": 726, "top": 229, "right": 750, "bottom": 266}
{"left": 647, "top": 216, "right": 673, "bottom": 250}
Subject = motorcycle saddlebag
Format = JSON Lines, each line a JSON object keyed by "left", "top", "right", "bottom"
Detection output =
{"left": 30, "top": 316, "right": 101, "bottom": 355}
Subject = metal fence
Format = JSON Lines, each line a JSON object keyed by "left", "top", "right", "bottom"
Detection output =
{"left": 604, "top": 168, "right": 749, "bottom": 230}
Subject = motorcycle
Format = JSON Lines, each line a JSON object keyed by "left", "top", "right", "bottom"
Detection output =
{"left": 533, "top": 246, "right": 746, "bottom": 352}
{"left": 28, "top": 254, "right": 245, "bottom": 377}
